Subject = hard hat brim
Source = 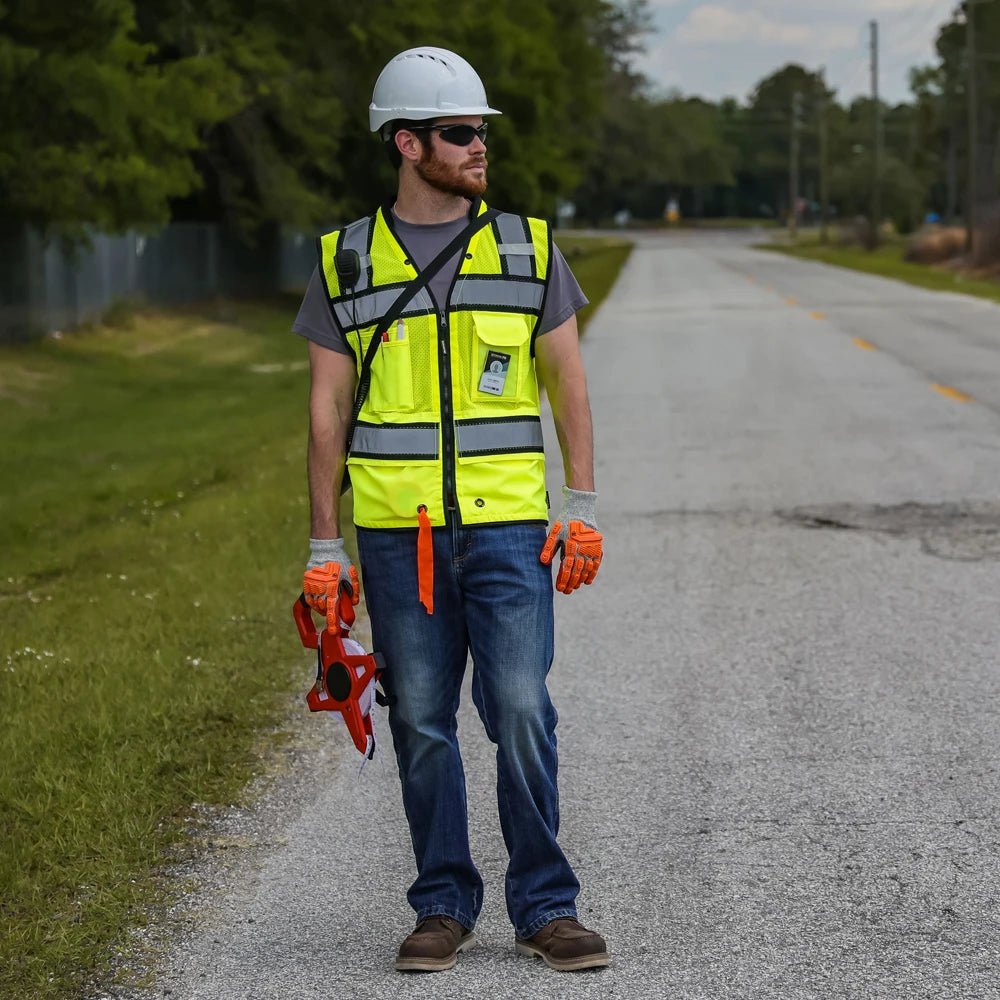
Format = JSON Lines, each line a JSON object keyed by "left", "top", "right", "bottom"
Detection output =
{"left": 369, "top": 105, "right": 502, "bottom": 133}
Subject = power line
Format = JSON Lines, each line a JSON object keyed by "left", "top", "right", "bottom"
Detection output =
{"left": 885, "top": 3, "right": 951, "bottom": 62}
{"left": 837, "top": 40, "right": 874, "bottom": 98}
{"left": 846, "top": 4, "right": 951, "bottom": 103}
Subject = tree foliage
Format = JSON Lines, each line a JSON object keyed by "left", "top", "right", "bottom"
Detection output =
{"left": 0, "top": 1, "right": 240, "bottom": 233}
{"left": 2, "top": 0, "right": 998, "bottom": 235}
{"left": 0, "top": 0, "right": 643, "bottom": 232}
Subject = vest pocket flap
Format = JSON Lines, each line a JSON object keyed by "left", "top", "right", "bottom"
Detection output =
{"left": 471, "top": 313, "right": 534, "bottom": 403}
{"left": 472, "top": 312, "right": 532, "bottom": 347}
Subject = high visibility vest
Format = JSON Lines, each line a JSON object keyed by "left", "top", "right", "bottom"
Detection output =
{"left": 317, "top": 200, "right": 551, "bottom": 530}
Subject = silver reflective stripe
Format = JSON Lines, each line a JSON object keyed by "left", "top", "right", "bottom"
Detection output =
{"left": 333, "top": 286, "right": 435, "bottom": 331}
{"left": 351, "top": 423, "right": 439, "bottom": 458}
{"left": 495, "top": 214, "right": 533, "bottom": 276}
{"left": 452, "top": 278, "right": 544, "bottom": 312}
{"left": 406, "top": 287, "right": 436, "bottom": 315}
{"left": 497, "top": 243, "right": 534, "bottom": 256}
{"left": 457, "top": 418, "right": 544, "bottom": 455}
{"left": 341, "top": 218, "right": 374, "bottom": 294}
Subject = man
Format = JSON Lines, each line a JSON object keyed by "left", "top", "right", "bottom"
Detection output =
{"left": 293, "top": 46, "right": 606, "bottom": 973}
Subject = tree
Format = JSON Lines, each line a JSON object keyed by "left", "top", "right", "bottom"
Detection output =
{"left": 909, "top": 65, "right": 956, "bottom": 220}
{"left": 0, "top": 1, "right": 239, "bottom": 233}
{"left": 932, "top": 1, "right": 1000, "bottom": 212}
{"left": 133, "top": 0, "right": 353, "bottom": 231}
{"left": 745, "top": 64, "right": 829, "bottom": 219}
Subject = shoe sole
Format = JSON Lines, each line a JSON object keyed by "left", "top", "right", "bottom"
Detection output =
{"left": 395, "top": 933, "right": 477, "bottom": 972}
{"left": 515, "top": 940, "right": 610, "bottom": 971}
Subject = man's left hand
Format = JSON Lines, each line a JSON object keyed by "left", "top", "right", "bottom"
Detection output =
{"left": 303, "top": 537, "right": 360, "bottom": 615}
{"left": 540, "top": 520, "right": 603, "bottom": 593}
{"left": 539, "top": 486, "right": 602, "bottom": 594}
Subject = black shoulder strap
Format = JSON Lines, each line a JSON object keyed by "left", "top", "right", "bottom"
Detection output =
{"left": 340, "top": 205, "right": 500, "bottom": 491}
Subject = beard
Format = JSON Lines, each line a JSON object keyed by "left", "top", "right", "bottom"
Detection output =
{"left": 416, "top": 143, "right": 488, "bottom": 199}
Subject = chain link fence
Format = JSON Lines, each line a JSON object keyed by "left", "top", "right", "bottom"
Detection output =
{"left": 0, "top": 223, "right": 321, "bottom": 341}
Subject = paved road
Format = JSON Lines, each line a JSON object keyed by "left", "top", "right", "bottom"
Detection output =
{"left": 118, "top": 232, "right": 1000, "bottom": 999}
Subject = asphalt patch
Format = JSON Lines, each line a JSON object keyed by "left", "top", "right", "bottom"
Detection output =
{"left": 780, "top": 501, "right": 1000, "bottom": 562}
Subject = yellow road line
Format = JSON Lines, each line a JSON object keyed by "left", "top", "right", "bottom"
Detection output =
{"left": 852, "top": 338, "right": 875, "bottom": 351}
{"left": 931, "top": 383, "right": 973, "bottom": 403}
{"left": 810, "top": 310, "right": 825, "bottom": 320}
{"left": 785, "top": 296, "right": 798, "bottom": 305}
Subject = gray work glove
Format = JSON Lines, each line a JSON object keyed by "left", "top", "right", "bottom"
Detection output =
{"left": 552, "top": 486, "right": 598, "bottom": 530}
{"left": 303, "top": 537, "right": 359, "bottom": 614}
{"left": 539, "top": 487, "right": 603, "bottom": 594}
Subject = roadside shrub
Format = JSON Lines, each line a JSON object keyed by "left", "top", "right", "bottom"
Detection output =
{"left": 904, "top": 226, "right": 967, "bottom": 265}
{"left": 835, "top": 216, "right": 875, "bottom": 249}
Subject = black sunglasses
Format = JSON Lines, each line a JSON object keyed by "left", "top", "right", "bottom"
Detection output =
{"left": 413, "top": 122, "right": 488, "bottom": 146}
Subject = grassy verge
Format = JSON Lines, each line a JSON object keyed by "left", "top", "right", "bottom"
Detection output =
{"left": 758, "top": 237, "right": 1000, "bottom": 306}
{"left": 682, "top": 217, "right": 780, "bottom": 229}
{"left": 0, "top": 235, "right": 631, "bottom": 998}
{"left": 0, "top": 298, "right": 320, "bottom": 998}
{"left": 555, "top": 234, "right": 632, "bottom": 331}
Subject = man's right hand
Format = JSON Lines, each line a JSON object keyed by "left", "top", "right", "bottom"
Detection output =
{"left": 303, "top": 537, "right": 360, "bottom": 614}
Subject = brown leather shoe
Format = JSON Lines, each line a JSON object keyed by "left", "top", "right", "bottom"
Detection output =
{"left": 515, "top": 917, "right": 610, "bottom": 971}
{"left": 395, "top": 915, "right": 477, "bottom": 972}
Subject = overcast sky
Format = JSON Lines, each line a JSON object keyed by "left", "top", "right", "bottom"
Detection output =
{"left": 635, "top": 0, "right": 962, "bottom": 106}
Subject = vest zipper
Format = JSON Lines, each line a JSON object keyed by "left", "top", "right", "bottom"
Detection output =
{"left": 379, "top": 198, "right": 483, "bottom": 527}
{"left": 438, "top": 314, "right": 459, "bottom": 520}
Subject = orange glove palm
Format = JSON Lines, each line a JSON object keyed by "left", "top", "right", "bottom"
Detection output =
{"left": 539, "top": 520, "right": 603, "bottom": 594}
{"left": 303, "top": 561, "right": 360, "bottom": 616}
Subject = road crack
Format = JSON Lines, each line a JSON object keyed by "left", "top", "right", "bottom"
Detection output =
{"left": 779, "top": 501, "right": 1000, "bottom": 562}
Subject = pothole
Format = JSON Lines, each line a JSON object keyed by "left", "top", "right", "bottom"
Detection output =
{"left": 780, "top": 502, "right": 1000, "bottom": 562}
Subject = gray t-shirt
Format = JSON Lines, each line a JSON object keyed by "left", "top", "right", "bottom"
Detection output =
{"left": 293, "top": 210, "right": 588, "bottom": 356}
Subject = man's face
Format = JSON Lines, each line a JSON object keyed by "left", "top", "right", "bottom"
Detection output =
{"left": 414, "top": 116, "right": 488, "bottom": 199}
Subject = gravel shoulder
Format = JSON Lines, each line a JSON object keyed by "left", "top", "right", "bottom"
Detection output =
{"left": 101, "top": 232, "right": 1000, "bottom": 1000}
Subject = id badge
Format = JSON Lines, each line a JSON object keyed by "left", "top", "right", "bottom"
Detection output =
{"left": 478, "top": 350, "right": 511, "bottom": 396}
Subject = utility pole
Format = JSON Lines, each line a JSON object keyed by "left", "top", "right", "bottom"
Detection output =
{"left": 870, "top": 19, "right": 881, "bottom": 247}
{"left": 966, "top": 0, "right": 979, "bottom": 253}
{"left": 789, "top": 90, "right": 802, "bottom": 241}
{"left": 819, "top": 68, "right": 830, "bottom": 245}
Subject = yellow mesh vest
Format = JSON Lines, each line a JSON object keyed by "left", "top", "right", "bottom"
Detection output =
{"left": 318, "top": 200, "right": 550, "bottom": 530}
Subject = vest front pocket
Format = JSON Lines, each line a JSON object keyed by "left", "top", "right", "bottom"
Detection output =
{"left": 455, "top": 448, "right": 548, "bottom": 524}
{"left": 370, "top": 337, "right": 414, "bottom": 413}
{"left": 471, "top": 313, "right": 532, "bottom": 404}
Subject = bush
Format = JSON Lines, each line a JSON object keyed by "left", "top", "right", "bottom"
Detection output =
{"left": 904, "top": 226, "right": 967, "bottom": 265}
{"left": 835, "top": 216, "right": 879, "bottom": 250}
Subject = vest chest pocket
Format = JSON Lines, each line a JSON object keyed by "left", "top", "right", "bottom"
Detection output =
{"left": 471, "top": 313, "right": 533, "bottom": 403}
{"left": 370, "top": 335, "right": 415, "bottom": 413}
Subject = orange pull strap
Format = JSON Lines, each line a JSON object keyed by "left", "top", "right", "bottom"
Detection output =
{"left": 416, "top": 505, "right": 434, "bottom": 615}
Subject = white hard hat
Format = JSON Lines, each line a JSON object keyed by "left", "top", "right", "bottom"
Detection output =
{"left": 369, "top": 46, "right": 502, "bottom": 134}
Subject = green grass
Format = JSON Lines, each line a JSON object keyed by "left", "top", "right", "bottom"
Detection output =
{"left": 0, "top": 235, "right": 631, "bottom": 999}
{"left": 555, "top": 234, "right": 632, "bottom": 331}
{"left": 758, "top": 236, "right": 1000, "bottom": 306}
{"left": 0, "top": 299, "right": 317, "bottom": 997}
{"left": 682, "top": 216, "right": 780, "bottom": 229}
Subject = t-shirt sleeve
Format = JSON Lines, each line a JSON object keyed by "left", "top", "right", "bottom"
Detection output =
{"left": 292, "top": 266, "right": 355, "bottom": 357}
{"left": 537, "top": 244, "right": 589, "bottom": 336}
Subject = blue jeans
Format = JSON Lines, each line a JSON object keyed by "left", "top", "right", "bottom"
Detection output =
{"left": 357, "top": 522, "right": 580, "bottom": 939}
